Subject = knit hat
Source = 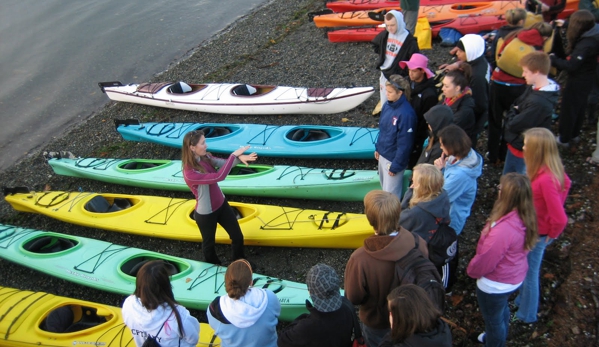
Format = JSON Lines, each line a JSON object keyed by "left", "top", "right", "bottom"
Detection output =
{"left": 399, "top": 53, "right": 435, "bottom": 79}
{"left": 306, "top": 264, "right": 342, "bottom": 313}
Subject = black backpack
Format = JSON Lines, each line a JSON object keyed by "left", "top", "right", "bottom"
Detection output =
{"left": 391, "top": 233, "right": 446, "bottom": 313}
{"left": 427, "top": 221, "right": 458, "bottom": 268}
{"left": 420, "top": 208, "right": 458, "bottom": 267}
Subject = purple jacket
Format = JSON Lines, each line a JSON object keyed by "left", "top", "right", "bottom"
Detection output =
{"left": 466, "top": 210, "right": 530, "bottom": 285}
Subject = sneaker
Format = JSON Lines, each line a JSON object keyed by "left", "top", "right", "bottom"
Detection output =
{"left": 555, "top": 136, "right": 570, "bottom": 148}
{"left": 477, "top": 332, "right": 486, "bottom": 343}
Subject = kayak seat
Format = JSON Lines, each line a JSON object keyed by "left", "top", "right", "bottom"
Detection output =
{"left": 24, "top": 236, "right": 76, "bottom": 253}
{"left": 65, "top": 306, "right": 107, "bottom": 333}
{"left": 85, "top": 196, "right": 130, "bottom": 213}
{"left": 307, "top": 87, "right": 334, "bottom": 98}
{"left": 288, "top": 129, "right": 331, "bottom": 142}
{"left": 232, "top": 84, "right": 257, "bottom": 96}
{"left": 43, "top": 306, "right": 74, "bottom": 333}
{"left": 231, "top": 207, "right": 243, "bottom": 220}
{"left": 198, "top": 126, "right": 232, "bottom": 138}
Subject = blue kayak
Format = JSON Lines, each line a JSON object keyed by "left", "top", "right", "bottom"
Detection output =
{"left": 115, "top": 119, "right": 379, "bottom": 159}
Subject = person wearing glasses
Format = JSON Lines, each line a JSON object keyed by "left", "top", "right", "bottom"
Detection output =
{"left": 182, "top": 130, "right": 257, "bottom": 265}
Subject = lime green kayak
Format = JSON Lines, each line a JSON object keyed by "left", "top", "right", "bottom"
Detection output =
{"left": 0, "top": 223, "right": 310, "bottom": 322}
{"left": 47, "top": 156, "right": 383, "bottom": 201}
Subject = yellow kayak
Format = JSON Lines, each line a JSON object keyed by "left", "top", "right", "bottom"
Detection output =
{"left": 4, "top": 189, "right": 372, "bottom": 249}
{"left": 0, "top": 286, "right": 219, "bottom": 347}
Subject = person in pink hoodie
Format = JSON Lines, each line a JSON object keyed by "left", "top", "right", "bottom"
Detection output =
{"left": 513, "top": 127, "right": 571, "bottom": 324}
{"left": 467, "top": 173, "right": 538, "bottom": 347}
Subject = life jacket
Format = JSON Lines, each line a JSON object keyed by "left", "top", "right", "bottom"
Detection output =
{"left": 415, "top": 17, "right": 432, "bottom": 50}
{"left": 495, "top": 25, "right": 554, "bottom": 77}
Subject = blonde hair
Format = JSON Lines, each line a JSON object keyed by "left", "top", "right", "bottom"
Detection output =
{"left": 523, "top": 128, "right": 566, "bottom": 190}
{"left": 181, "top": 130, "right": 206, "bottom": 172}
{"left": 409, "top": 164, "right": 444, "bottom": 208}
{"left": 505, "top": 8, "right": 527, "bottom": 26}
{"left": 386, "top": 75, "right": 412, "bottom": 101}
{"left": 364, "top": 190, "right": 401, "bottom": 235}
{"left": 489, "top": 173, "right": 538, "bottom": 250}
{"left": 225, "top": 259, "right": 253, "bottom": 300}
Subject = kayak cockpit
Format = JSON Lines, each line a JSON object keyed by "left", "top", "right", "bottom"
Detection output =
{"left": 119, "top": 257, "right": 190, "bottom": 279}
{"left": 84, "top": 196, "right": 137, "bottom": 213}
{"left": 22, "top": 235, "right": 79, "bottom": 254}
{"left": 286, "top": 128, "right": 339, "bottom": 142}
{"left": 118, "top": 160, "right": 170, "bottom": 171}
{"left": 40, "top": 305, "right": 113, "bottom": 333}
{"left": 231, "top": 84, "right": 276, "bottom": 97}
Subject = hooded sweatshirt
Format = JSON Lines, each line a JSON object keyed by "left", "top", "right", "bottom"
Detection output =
{"left": 504, "top": 80, "right": 560, "bottom": 152}
{"left": 466, "top": 210, "right": 530, "bottom": 286}
{"left": 379, "top": 319, "right": 453, "bottom": 347}
{"left": 400, "top": 189, "right": 451, "bottom": 242}
{"left": 207, "top": 288, "right": 280, "bottom": 347}
{"left": 458, "top": 34, "right": 490, "bottom": 134}
{"left": 442, "top": 149, "right": 483, "bottom": 234}
{"left": 372, "top": 10, "right": 420, "bottom": 79}
{"left": 417, "top": 105, "right": 454, "bottom": 165}
{"left": 410, "top": 76, "right": 439, "bottom": 149}
{"left": 122, "top": 295, "right": 200, "bottom": 347}
{"left": 376, "top": 94, "right": 418, "bottom": 173}
{"left": 344, "top": 228, "right": 429, "bottom": 329}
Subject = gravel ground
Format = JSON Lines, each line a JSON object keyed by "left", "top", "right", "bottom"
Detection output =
{"left": 1, "top": 0, "right": 592, "bottom": 345}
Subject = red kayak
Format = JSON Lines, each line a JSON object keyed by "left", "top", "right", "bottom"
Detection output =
{"left": 327, "top": 14, "right": 507, "bottom": 42}
{"left": 326, "top": 0, "right": 501, "bottom": 12}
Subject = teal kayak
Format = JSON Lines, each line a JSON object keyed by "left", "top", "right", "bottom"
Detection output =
{"left": 47, "top": 156, "right": 381, "bottom": 201}
{"left": 0, "top": 224, "right": 310, "bottom": 321}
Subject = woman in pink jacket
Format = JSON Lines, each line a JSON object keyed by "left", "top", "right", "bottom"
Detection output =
{"left": 513, "top": 127, "right": 571, "bottom": 324}
{"left": 467, "top": 173, "right": 538, "bottom": 346}
{"left": 182, "top": 130, "right": 257, "bottom": 265}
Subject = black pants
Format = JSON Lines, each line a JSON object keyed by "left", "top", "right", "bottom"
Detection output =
{"left": 559, "top": 78, "right": 594, "bottom": 143}
{"left": 487, "top": 81, "right": 527, "bottom": 163}
{"left": 194, "top": 200, "right": 245, "bottom": 265}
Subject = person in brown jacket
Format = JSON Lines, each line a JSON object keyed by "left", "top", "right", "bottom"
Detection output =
{"left": 344, "top": 190, "right": 429, "bottom": 347}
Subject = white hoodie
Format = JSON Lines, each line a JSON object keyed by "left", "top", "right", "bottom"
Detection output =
{"left": 122, "top": 295, "right": 200, "bottom": 347}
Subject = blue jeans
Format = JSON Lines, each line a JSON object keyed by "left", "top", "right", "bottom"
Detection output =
{"left": 502, "top": 150, "right": 526, "bottom": 175}
{"left": 515, "top": 236, "right": 554, "bottom": 323}
{"left": 361, "top": 322, "right": 389, "bottom": 347}
{"left": 477, "top": 287, "right": 515, "bottom": 347}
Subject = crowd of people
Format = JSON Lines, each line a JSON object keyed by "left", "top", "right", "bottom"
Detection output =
{"left": 119, "top": 4, "right": 598, "bottom": 347}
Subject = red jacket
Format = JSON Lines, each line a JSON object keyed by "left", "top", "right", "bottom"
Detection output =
{"left": 532, "top": 166, "right": 571, "bottom": 239}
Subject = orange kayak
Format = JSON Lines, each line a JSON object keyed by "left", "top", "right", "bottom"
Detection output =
{"left": 313, "top": 1, "right": 524, "bottom": 28}
{"left": 327, "top": 0, "right": 504, "bottom": 12}
{"left": 327, "top": 14, "right": 507, "bottom": 42}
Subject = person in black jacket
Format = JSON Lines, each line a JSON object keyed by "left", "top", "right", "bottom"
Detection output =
{"left": 551, "top": 10, "right": 599, "bottom": 148}
{"left": 440, "top": 34, "right": 490, "bottom": 147}
{"left": 277, "top": 264, "right": 354, "bottom": 347}
{"left": 399, "top": 53, "right": 440, "bottom": 169}
{"left": 380, "top": 284, "right": 452, "bottom": 347}
{"left": 503, "top": 51, "right": 559, "bottom": 175}
{"left": 441, "top": 64, "right": 476, "bottom": 144}
{"left": 416, "top": 105, "right": 454, "bottom": 165}
{"left": 372, "top": 10, "right": 420, "bottom": 106}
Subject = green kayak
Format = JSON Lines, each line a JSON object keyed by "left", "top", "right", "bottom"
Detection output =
{"left": 47, "top": 157, "right": 384, "bottom": 201}
{"left": 0, "top": 223, "right": 309, "bottom": 322}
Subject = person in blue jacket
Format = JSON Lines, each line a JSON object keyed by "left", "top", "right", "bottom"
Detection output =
{"left": 375, "top": 74, "right": 418, "bottom": 200}
{"left": 433, "top": 124, "right": 483, "bottom": 235}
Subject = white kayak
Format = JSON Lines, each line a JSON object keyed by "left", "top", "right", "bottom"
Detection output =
{"left": 98, "top": 81, "right": 375, "bottom": 115}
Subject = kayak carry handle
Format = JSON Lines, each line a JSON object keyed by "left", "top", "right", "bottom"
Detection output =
{"left": 2, "top": 186, "right": 30, "bottom": 196}
{"left": 114, "top": 119, "right": 141, "bottom": 131}
{"left": 98, "top": 81, "right": 123, "bottom": 93}
{"left": 308, "top": 9, "right": 333, "bottom": 22}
